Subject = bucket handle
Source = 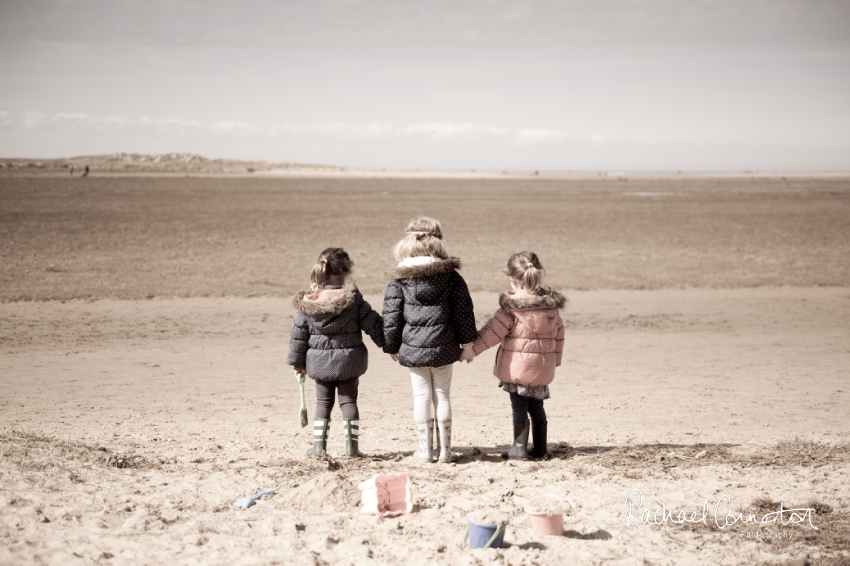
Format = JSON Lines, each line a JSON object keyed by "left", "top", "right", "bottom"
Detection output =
{"left": 548, "top": 499, "right": 576, "bottom": 516}
{"left": 483, "top": 524, "right": 503, "bottom": 549}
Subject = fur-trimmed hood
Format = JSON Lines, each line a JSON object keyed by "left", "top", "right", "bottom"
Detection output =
{"left": 498, "top": 289, "right": 567, "bottom": 313}
{"left": 386, "top": 257, "right": 462, "bottom": 280}
{"left": 293, "top": 283, "right": 359, "bottom": 316}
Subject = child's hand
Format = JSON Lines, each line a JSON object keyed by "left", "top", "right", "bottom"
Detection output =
{"left": 459, "top": 346, "right": 475, "bottom": 363}
{"left": 293, "top": 367, "right": 305, "bottom": 379}
{"left": 389, "top": 353, "right": 399, "bottom": 362}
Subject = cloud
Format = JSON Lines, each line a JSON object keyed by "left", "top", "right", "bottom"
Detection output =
{"left": 0, "top": 110, "right": 622, "bottom": 147}
{"left": 268, "top": 120, "right": 584, "bottom": 144}
{"left": 8, "top": 113, "right": 203, "bottom": 135}
{"left": 213, "top": 120, "right": 251, "bottom": 132}
{"left": 400, "top": 122, "right": 509, "bottom": 141}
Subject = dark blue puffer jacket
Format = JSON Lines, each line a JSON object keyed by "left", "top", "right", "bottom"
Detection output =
{"left": 382, "top": 257, "right": 477, "bottom": 368}
{"left": 287, "top": 284, "right": 384, "bottom": 381}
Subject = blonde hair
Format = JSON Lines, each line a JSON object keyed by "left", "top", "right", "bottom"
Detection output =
{"left": 504, "top": 251, "right": 548, "bottom": 294}
{"left": 308, "top": 247, "right": 353, "bottom": 296}
{"left": 392, "top": 216, "right": 449, "bottom": 261}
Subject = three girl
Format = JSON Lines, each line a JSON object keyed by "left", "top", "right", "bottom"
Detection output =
{"left": 287, "top": 220, "right": 565, "bottom": 462}
{"left": 461, "top": 251, "right": 565, "bottom": 460}
{"left": 287, "top": 248, "right": 384, "bottom": 459}
{"left": 382, "top": 217, "right": 477, "bottom": 463}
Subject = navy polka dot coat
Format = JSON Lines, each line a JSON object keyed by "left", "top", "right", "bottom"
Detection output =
{"left": 382, "top": 257, "right": 477, "bottom": 368}
{"left": 287, "top": 284, "right": 384, "bottom": 382}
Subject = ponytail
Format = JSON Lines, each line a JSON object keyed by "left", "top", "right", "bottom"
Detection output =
{"left": 521, "top": 262, "right": 543, "bottom": 292}
{"left": 308, "top": 258, "right": 329, "bottom": 296}
{"left": 505, "top": 251, "right": 548, "bottom": 294}
{"left": 307, "top": 249, "right": 353, "bottom": 297}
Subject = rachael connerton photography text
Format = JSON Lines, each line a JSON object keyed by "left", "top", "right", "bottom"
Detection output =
{"left": 624, "top": 489, "right": 818, "bottom": 531}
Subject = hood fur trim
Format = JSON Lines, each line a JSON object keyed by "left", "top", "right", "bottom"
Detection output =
{"left": 293, "top": 283, "right": 359, "bottom": 316}
{"left": 387, "top": 257, "right": 461, "bottom": 280}
{"left": 499, "top": 290, "right": 567, "bottom": 312}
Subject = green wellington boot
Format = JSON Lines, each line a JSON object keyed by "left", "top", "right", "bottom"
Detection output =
{"left": 306, "top": 418, "right": 329, "bottom": 459}
{"left": 501, "top": 422, "right": 529, "bottom": 460}
{"left": 343, "top": 418, "right": 362, "bottom": 458}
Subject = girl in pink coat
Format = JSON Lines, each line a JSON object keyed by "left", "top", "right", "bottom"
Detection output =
{"left": 461, "top": 251, "right": 566, "bottom": 460}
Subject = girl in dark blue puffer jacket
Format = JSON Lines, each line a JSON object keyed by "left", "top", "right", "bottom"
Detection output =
{"left": 383, "top": 217, "right": 477, "bottom": 463}
{"left": 288, "top": 248, "right": 384, "bottom": 459}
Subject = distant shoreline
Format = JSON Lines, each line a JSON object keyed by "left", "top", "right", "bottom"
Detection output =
{"left": 3, "top": 152, "right": 850, "bottom": 179}
{"left": 3, "top": 166, "right": 849, "bottom": 181}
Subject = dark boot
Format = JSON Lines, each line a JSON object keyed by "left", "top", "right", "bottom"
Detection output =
{"left": 343, "top": 418, "right": 362, "bottom": 458}
{"left": 529, "top": 421, "right": 548, "bottom": 459}
{"left": 501, "top": 422, "right": 529, "bottom": 460}
{"left": 305, "top": 418, "right": 329, "bottom": 459}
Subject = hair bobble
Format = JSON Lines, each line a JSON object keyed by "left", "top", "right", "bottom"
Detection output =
{"left": 406, "top": 230, "right": 442, "bottom": 240}
{"left": 526, "top": 262, "right": 534, "bottom": 268}
{"left": 320, "top": 259, "right": 328, "bottom": 264}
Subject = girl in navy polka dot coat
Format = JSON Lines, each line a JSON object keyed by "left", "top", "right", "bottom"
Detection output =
{"left": 382, "top": 217, "right": 477, "bottom": 464}
{"left": 288, "top": 248, "right": 384, "bottom": 459}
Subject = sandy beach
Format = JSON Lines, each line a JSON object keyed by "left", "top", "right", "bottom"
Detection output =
{"left": 1, "top": 174, "right": 849, "bottom": 565}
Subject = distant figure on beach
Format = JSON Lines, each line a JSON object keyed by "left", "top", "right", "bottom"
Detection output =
{"left": 70, "top": 166, "right": 74, "bottom": 176}
{"left": 461, "top": 251, "right": 566, "bottom": 461}
{"left": 287, "top": 248, "right": 384, "bottom": 459}
{"left": 82, "top": 166, "right": 89, "bottom": 178}
{"left": 382, "top": 217, "right": 477, "bottom": 464}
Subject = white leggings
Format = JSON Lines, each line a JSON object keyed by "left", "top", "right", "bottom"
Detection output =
{"left": 410, "top": 364, "right": 453, "bottom": 423}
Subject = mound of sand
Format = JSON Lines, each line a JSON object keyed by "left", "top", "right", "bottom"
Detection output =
{"left": 278, "top": 472, "right": 361, "bottom": 513}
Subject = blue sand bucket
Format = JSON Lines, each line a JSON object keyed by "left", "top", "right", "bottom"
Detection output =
{"left": 465, "top": 519, "right": 507, "bottom": 549}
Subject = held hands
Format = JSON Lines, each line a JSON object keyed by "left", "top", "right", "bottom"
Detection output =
{"left": 459, "top": 345, "right": 475, "bottom": 363}
{"left": 389, "top": 353, "right": 399, "bottom": 362}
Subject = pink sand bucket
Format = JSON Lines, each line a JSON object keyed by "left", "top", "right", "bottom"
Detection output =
{"left": 358, "top": 473, "right": 413, "bottom": 517}
{"left": 524, "top": 494, "right": 573, "bottom": 536}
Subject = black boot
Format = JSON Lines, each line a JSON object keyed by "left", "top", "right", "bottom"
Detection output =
{"left": 501, "top": 422, "right": 529, "bottom": 460}
{"left": 529, "top": 421, "right": 548, "bottom": 459}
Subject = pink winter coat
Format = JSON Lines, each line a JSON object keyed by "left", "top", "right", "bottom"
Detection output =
{"left": 471, "top": 290, "right": 566, "bottom": 386}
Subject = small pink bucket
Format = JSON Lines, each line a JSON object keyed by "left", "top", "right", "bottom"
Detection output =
{"left": 524, "top": 494, "right": 572, "bottom": 536}
{"left": 358, "top": 473, "right": 413, "bottom": 517}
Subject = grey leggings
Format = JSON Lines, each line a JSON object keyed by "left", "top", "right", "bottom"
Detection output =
{"left": 314, "top": 377, "right": 359, "bottom": 420}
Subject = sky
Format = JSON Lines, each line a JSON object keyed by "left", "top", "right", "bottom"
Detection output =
{"left": 1, "top": 0, "right": 849, "bottom": 171}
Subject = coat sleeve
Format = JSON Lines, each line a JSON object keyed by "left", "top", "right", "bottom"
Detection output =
{"left": 554, "top": 314, "right": 565, "bottom": 366}
{"left": 471, "top": 308, "right": 513, "bottom": 355}
{"left": 287, "top": 312, "right": 310, "bottom": 369}
{"left": 357, "top": 294, "right": 385, "bottom": 349}
{"left": 449, "top": 272, "right": 477, "bottom": 345}
{"left": 382, "top": 281, "right": 404, "bottom": 354}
